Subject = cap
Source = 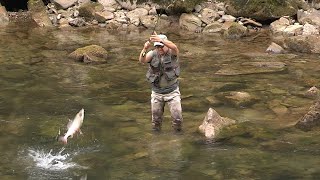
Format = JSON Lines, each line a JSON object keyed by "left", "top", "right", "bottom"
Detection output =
{"left": 154, "top": 34, "right": 168, "bottom": 46}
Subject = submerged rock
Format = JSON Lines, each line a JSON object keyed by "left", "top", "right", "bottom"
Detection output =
{"left": 223, "top": 91, "right": 260, "bottom": 107}
{"left": 215, "top": 61, "right": 287, "bottom": 75}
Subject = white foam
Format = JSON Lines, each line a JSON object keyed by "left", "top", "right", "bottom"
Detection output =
{"left": 28, "top": 147, "right": 79, "bottom": 170}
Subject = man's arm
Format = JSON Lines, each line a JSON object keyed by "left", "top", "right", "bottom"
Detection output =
{"left": 139, "top": 41, "right": 153, "bottom": 64}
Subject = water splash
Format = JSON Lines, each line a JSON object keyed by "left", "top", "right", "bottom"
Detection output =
{"left": 28, "top": 147, "right": 79, "bottom": 170}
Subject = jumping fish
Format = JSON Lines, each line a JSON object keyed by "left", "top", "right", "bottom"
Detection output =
{"left": 59, "top": 108, "right": 85, "bottom": 144}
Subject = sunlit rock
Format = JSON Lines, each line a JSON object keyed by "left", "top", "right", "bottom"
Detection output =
{"left": 283, "top": 24, "right": 304, "bottom": 36}
{"left": 126, "top": 8, "right": 148, "bottom": 26}
{"left": 270, "top": 17, "right": 291, "bottom": 34}
{"left": 302, "top": 23, "right": 319, "bottom": 35}
{"left": 304, "top": 86, "right": 319, "bottom": 98}
{"left": 199, "top": 108, "right": 236, "bottom": 139}
{"left": 266, "top": 42, "right": 285, "bottom": 54}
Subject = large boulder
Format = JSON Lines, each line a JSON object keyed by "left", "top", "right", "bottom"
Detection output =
{"left": 199, "top": 108, "right": 236, "bottom": 139}
{"left": 222, "top": 0, "right": 308, "bottom": 21}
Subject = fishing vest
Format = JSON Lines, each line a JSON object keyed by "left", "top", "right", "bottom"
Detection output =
{"left": 146, "top": 50, "right": 180, "bottom": 94}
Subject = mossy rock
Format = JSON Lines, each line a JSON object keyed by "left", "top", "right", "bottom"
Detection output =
{"left": 223, "top": 22, "right": 248, "bottom": 39}
{"left": 221, "top": 0, "right": 307, "bottom": 21}
{"left": 68, "top": 45, "right": 108, "bottom": 64}
{"left": 136, "top": 0, "right": 206, "bottom": 14}
{"left": 28, "top": 0, "right": 53, "bottom": 27}
{"left": 78, "top": 2, "right": 104, "bottom": 20}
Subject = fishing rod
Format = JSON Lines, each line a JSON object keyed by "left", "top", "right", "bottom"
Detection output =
{"left": 150, "top": 8, "right": 166, "bottom": 35}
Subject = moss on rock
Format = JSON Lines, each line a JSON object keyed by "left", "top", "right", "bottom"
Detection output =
{"left": 69, "top": 45, "right": 108, "bottom": 63}
{"left": 221, "top": 0, "right": 306, "bottom": 21}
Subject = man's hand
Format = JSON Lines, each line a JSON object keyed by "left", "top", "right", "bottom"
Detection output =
{"left": 144, "top": 41, "right": 151, "bottom": 49}
{"left": 150, "top": 35, "right": 161, "bottom": 43}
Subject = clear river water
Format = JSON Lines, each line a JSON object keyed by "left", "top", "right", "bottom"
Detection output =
{"left": 1, "top": 22, "right": 320, "bottom": 180}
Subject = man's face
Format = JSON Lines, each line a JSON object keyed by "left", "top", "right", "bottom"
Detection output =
{"left": 155, "top": 45, "right": 166, "bottom": 55}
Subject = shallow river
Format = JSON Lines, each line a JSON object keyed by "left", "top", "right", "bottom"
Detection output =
{"left": 1, "top": 22, "right": 320, "bottom": 179}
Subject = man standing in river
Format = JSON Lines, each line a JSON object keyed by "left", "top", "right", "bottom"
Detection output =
{"left": 139, "top": 33, "right": 183, "bottom": 132}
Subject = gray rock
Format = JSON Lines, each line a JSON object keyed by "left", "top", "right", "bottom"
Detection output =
{"left": 199, "top": 8, "right": 220, "bottom": 25}
{"left": 284, "top": 35, "right": 320, "bottom": 53}
{"left": 126, "top": 8, "right": 148, "bottom": 26}
{"left": 0, "top": 5, "right": 9, "bottom": 26}
{"left": 95, "top": 10, "right": 114, "bottom": 23}
{"left": 199, "top": 108, "right": 236, "bottom": 139}
{"left": 28, "top": 0, "right": 53, "bottom": 27}
{"left": 298, "top": 8, "right": 320, "bottom": 27}
{"left": 179, "top": 13, "right": 202, "bottom": 32}
{"left": 68, "top": 17, "right": 86, "bottom": 27}
{"left": 266, "top": 42, "right": 285, "bottom": 54}
{"left": 295, "top": 100, "right": 320, "bottom": 131}
{"left": 203, "top": 21, "right": 223, "bottom": 33}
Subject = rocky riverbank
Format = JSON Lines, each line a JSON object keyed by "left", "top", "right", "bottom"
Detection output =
{"left": 1, "top": 0, "right": 320, "bottom": 54}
